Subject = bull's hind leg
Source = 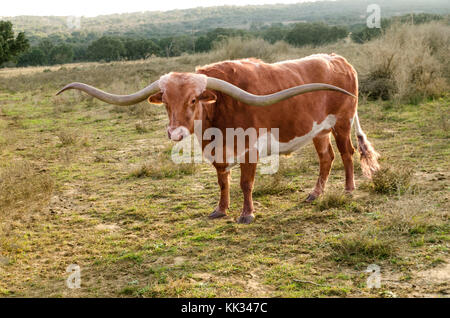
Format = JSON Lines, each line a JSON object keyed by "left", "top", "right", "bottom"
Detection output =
{"left": 209, "top": 165, "right": 230, "bottom": 219}
{"left": 306, "top": 133, "right": 335, "bottom": 202}
{"left": 237, "top": 162, "right": 257, "bottom": 224}
{"left": 332, "top": 122, "right": 355, "bottom": 193}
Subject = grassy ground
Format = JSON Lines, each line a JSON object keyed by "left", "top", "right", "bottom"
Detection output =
{"left": 0, "top": 54, "right": 448, "bottom": 297}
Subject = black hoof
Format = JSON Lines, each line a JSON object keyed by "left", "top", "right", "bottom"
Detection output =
{"left": 209, "top": 209, "right": 227, "bottom": 219}
{"left": 305, "top": 193, "right": 317, "bottom": 203}
{"left": 236, "top": 214, "right": 255, "bottom": 224}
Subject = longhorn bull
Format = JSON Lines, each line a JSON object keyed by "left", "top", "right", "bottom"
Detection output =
{"left": 57, "top": 54, "right": 380, "bottom": 224}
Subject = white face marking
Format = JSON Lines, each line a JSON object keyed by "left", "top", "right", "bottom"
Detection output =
{"left": 158, "top": 72, "right": 207, "bottom": 96}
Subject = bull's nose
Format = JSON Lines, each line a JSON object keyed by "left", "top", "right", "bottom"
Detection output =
{"left": 172, "top": 135, "right": 183, "bottom": 141}
{"left": 167, "top": 126, "right": 189, "bottom": 141}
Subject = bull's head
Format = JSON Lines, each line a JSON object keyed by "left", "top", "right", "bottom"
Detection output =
{"left": 147, "top": 73, "right": 217, "bottom": 141}
{"left": 56, "top": 72, "right": 355, "bottom": 141}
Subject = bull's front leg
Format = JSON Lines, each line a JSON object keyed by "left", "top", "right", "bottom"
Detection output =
{"left": 209, "top": 164, "right": 230, "bottom": 219}
{"left": 237, "top": 162, "right": 257, "bottom": 224}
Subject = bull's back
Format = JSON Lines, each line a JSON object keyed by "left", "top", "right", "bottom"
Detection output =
{"left": 197, "top": 54, "right": 357, "bottom": 96}
{"left": 196, "top": 54, "right": 358, "bottom": 142}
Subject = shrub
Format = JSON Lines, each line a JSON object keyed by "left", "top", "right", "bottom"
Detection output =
{"left": 359, "top": 53, "right": 397, "bottom": 100}
{"left": 369, "top": 167, "right": 413, "bottom": 195}
{"left": 359, "top": 22, "right": 449, "bottom": 103}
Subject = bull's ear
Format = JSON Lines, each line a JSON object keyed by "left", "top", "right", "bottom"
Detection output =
{"left": 148, "top": 92, "right": 164, "bottom": 104}
{"left": 199, "top": 90, "right": 217, "bottom": 104}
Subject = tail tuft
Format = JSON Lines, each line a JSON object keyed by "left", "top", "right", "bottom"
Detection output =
{"left": 357, "top": 135, "right": 380, "bottom": 178}
{"left": 354, "top": 113, "right": 380, "bottom": 178}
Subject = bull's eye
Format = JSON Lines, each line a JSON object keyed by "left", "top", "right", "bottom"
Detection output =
{"left": 191, "top": 98, "right": 196, "bottom": 104}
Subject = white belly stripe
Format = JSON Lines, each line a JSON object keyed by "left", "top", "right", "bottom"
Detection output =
{"left": 257, "top": 114, "right": 336, "bottom": 157}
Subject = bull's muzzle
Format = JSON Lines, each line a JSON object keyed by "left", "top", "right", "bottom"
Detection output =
{"left": 167, "top": 126, "right": 190, "bottom": 141}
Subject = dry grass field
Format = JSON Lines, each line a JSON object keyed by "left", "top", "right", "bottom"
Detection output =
{"left": 0, "top": 22, "right": 449, "bottom": 297}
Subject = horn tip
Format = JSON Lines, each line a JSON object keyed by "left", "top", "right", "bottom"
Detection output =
{"left": 55, "top": 83, "right": 77, "bottom": 96}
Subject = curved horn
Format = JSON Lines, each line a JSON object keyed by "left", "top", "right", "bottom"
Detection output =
{"left": 56, "top": 80, "right": 160, "bottom": 106}
{"left": 206, "top": 77, "right": 356, "bottom": 106}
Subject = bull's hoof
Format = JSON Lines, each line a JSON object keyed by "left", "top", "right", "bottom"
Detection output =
{"left": 236, "top": 214, "right": 255, "bottom": 224}
{"left": 305, "top": 193, "right": 318, "bottom": 203}
{"left": 345, "top": 190, "right": 354, "bottom": 196}
{"left": 208, "top": 209, "right": 227, "bottom": 219}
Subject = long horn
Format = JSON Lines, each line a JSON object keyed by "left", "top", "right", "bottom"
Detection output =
{"left": 56, "top": 80, "right": 160, "bottom": 106}
{"left": 206, "top": 77, "right": 356, "bottom": 106}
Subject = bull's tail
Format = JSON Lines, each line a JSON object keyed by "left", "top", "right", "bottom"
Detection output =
{"left": 354, "top": 112, "right": 380, "bottom": 178}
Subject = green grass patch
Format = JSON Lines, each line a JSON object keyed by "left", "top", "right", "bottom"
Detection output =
{"left": 329, "top": 234, "right": 394, "bottom": 265}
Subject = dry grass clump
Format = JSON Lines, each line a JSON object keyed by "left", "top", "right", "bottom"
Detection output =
{"left": 56, "top": 128, "right": 90, "bottom": 146}
{"left": 380, "top": 197, "right": 447, "bottom": 236}
{"left": 329, "top": 233, "right": 394, "bottom": 265}
{"left": 315, "top": 191, "right": 353, "bottom": 211}
{"left": 52, "top": 95, "right": 77, "bottom": 113}
{"left": 0, "top": 160, "right": 54, "bottom": 217}
{"left": 253, "top": 173, "right": 297, "bottom": 197}
{"left": 130, "top": 154, "right": 198, "bottom": 179}
{"left": 135, "top": 120, "right": 149, "bottom": 133}
{"left": 368, "top": 167, "right": 413, "bottom": 195}
{"left": 359, "top": 22, "right": 449, "bottom": 103}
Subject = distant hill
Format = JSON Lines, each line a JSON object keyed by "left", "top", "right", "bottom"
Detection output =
{"left": 3, "top": 0, "right": 450, "bottom": 44}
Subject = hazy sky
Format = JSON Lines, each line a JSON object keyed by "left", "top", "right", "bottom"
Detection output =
{"left": 1, "top": 0, "right": 318, "bottom": 17}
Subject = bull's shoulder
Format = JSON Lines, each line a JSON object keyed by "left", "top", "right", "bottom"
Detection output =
{"left": 326, "top": 53, "right": 357, "bottom": 77}
{"left": 196, "top": 59, "right": 268, "bottom": 92}
{"left": 196, "top": 58, "right": 264, "bottom": 80}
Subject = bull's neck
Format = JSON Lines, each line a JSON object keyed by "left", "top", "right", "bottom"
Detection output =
{"left": 195, "top": 103, "right": 216, "bottom": 151}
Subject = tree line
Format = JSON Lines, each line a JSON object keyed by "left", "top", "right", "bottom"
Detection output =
{"left": 10, "top": 22, "right": 349, "bottom": 67}
{"left": 350, "top": 13, "right": 443, "bottom": 43}
{"left": 1, "top": 13, "right": 445, "bottom": 67}
{"left": 9, "top": 0, "right": 448, "bottom": 43}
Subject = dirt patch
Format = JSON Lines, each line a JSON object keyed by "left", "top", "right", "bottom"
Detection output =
{"left": 95, "top": 224, "right": 120, "bottom": 231}
{"left": 413, "top": 263, "right": 450, "bottom": 297}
